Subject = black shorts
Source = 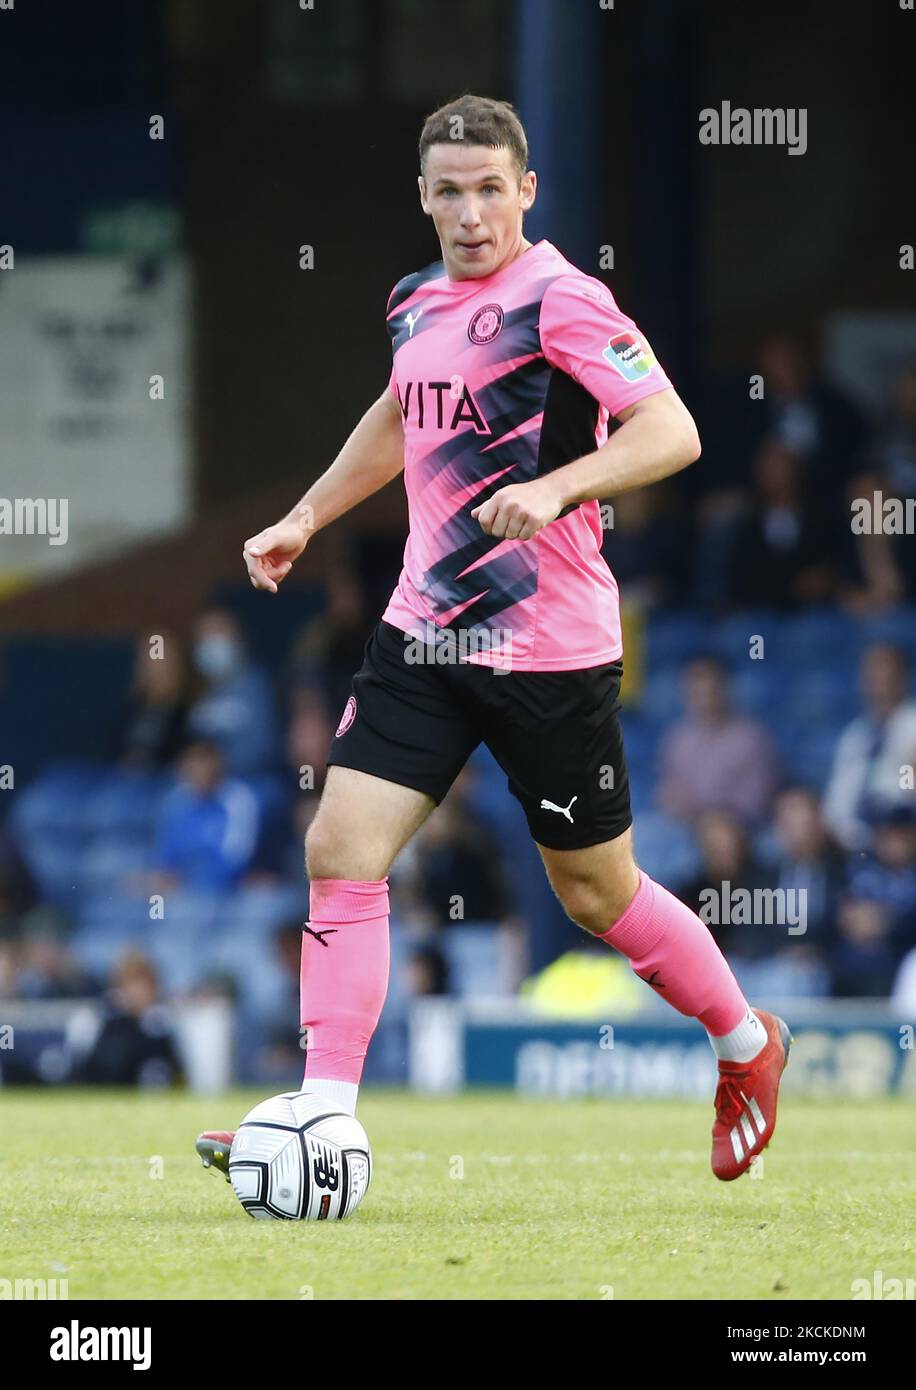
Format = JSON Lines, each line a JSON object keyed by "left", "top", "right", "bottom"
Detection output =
{"left": 324, "top": 620, "right": 632, "bottom": 851}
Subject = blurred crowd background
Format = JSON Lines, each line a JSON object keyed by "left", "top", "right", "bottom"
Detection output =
{"left": 2, "top": 0, "right": 915, "bottom": 1086}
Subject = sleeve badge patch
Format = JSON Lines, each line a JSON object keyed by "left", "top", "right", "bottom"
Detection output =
{"left": 602, "top": 331, "right": 656, "bottom": 381}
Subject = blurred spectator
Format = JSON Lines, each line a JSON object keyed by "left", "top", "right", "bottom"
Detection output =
{"left": 70, "top": 951, "right": 181, "bottom": 1087}
{"left": 0, "top": 941, "right": 17, "bottom": 998}
{"left": 255, "top": 920, "right": 304, "bottom": 1081}
{"left": 829, "top": 896, "right": 899, "bottom": 998}
{"left": 15, "top": 913, "right": 101, "bottom": 999}
{"left": 838, "top": 364, "right": 916, "bottom": 607}
{"left": 398, "top": 786, "right": 512, "bottom": 929}
{"left": 870, "top": 363, "right": 916, "bottom": 500}
{"left": 891, "top": 940, "right": 916, "bottom": 1014}
{"left": 351, "top": 531, "right": 408, "bottom": 623}
{"left": 845, "top": 806, "right": 916, "bottom": 956}
{"left": 187, "top": 607, "right": 280, "bottom": 776}
{"left": 769, "top": 787, "right": 845, "bottom": 949}
{"left": 683, "top": 377, "right": 760, "bottom": 609}
{"left": 114, "top": 630, "right": 192, "bottom": 768}
{"left": 287, "top": 564, "right": 371, "bottom": 718}
{"left": 838, "top": 468, "right": 908, "bottom": 615}
{"left": 756, "top": 333, "right": 869, "bottom": 494}
{"left": 151, "top": 741, "right": 261, "bottom": 891}
{"left": 678, "top": 809, "right": 776, "bottom": 959}
{"left": 0, "top": 819, "right": 38, "bottom": 939}
{"left": 728, "top": 440, "right": 835, "bottom": 609}
{"left": 657, "top": 656, "right": 780, "bottom": 824}
{"left": 821, "top": 644, "right": 916, "bottom": 851}
{"left": 286, "top": 683, "right": 334, "bottom": 794}
{"left": 679, "top": 335, "right": 868, "bottom": 612}
{"left": 601, "top": 484, "right": 690, "bottom": 610}
{"left": 404, "top": 943, "right": 450, "bottom": 997}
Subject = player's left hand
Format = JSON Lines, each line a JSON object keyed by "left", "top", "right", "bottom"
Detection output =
{"left": 470, "top": 479, "right": 564, "bottom": 541}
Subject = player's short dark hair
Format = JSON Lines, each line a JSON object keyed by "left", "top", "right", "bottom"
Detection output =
{"left": 419, "top": 94, "right": 528, "bottom": 180}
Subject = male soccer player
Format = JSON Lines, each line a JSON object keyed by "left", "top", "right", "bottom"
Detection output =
{"left": 198, "top": 95, "right": 790, "bottom": 1186}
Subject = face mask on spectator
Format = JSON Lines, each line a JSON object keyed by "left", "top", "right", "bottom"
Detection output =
{"left": 194, "top": 634, "right": 242, "bottom": 680}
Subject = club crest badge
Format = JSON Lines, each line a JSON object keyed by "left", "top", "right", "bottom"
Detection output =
{"left": 335, "top": 695, "right": 357, "bottom": 738}
{"left": 468, "top": 303, "right": 504, "bottom": 345}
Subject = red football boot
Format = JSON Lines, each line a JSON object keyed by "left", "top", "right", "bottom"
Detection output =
{"left": 196, "top": 1130, "right": 236, "bottom": 1182}
{"left": 711, "top": 1009, "right": 792, "bottom": 1181}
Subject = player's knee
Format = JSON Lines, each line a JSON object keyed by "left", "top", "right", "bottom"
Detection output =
{"left": 304, "top": 822, "right": 338, "bottom": 880}
{"left": 552, "top": 868, "right": 639, "bottom": 935}
{"left": 551, "top": 875, "right": 606, "bottom": 933}
{"left": 305, "top": 819, "right": 388, "bottom": 881}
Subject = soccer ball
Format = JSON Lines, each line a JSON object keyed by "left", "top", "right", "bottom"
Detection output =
{"left": 228, "top": 1091, "right": 372, "bottom": 1221}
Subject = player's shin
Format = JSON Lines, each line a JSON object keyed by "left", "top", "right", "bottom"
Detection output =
{"left": 596, "top": 868, "right": 767, "bottom": 1062}
{"left": 299, "top": 876, "right": 391, "bottom": 1115}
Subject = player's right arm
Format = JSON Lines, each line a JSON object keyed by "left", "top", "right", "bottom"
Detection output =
{"left": 243, "top": 388, "right": 404, "bottom": 592}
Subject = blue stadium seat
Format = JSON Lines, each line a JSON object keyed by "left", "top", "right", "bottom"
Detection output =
{"left": 791, "top": 732, "right": 842, "bottom": 789}
{"left": 12, "top": 761, "right": 107, "bottom": 840}
{"left": 751, "top": 821, "right": 783, "bottom": 869}
{"left": 771, "top": 724, "right": 842, "bottom": 790}
{"left": 442, "top": 924, "right": 509, "bottom": 997}
{"left": 72, "top": 890, "right": 150, "bottom": 976}
{"left": 626, "top": 769, "right": 655, "bottom": 815}
{"left": 851, "top": 604, "right": 916, "bottom": 659}
{"left": 141, "top": 890, "right": 224, "bottom": 993}
{"left": 207, "top": 581, "right": 326, "bottom": 670}
{"left": 220, "top": 882, "right": 308, "bottom": 943}
{"left": 465, "top": 744, "right": 522, "bottom": 834}
{"left": 777, "top": 608, "right": 857, "bottom": 664}
{"left": 1, "top": 642, "right": 134, "bottom": 788}
{"left": 78, "top": 839, "right": 152, "bottom": 896}
{"left": 710, "top": 610, "right": 785, "bottom": 663}
{"left": 639, "top": 665, "right": 686, "bottom": 723}
{"left": 621, "top": 716, "right": 660, "bottom": 813}
{"left": 781, "top": 669, "right": 859, "bottom": 727}
{"left": 82, "top": 768, "right": 171, "bottom": 840}
{"left": 729, "top": 663, "right": 786, "bottom": 718}
{"left": 644, "top": 611, "right": 711, "bottom": 667}
{"left": 10, "top": 761, "right": 109, "bottom": 904}
{"left": 631, "top": 812, "right": 701, "bottom": 890}
{"left": 207, "top": 932, "right": 289, "bottom": 1017}
{"left": 75, "top": 889, "right": 149, "bottom": 934}
{"left": 21, "top": 844, "right": 85, "bottom": 909}
{"left": 379, "top": 920, "right": 415, "bottom": 1019}
{"left": 619, "top": 712, "right": 664, "bottom": 769}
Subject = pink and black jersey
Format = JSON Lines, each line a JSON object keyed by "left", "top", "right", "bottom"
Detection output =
{"left": 381, "top": 239, "right": 672, "bottom": 670}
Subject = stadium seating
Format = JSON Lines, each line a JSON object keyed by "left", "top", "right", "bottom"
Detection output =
{"left": 440, "top": 923, "right": 512, "bottom": 998}
{"left": 4, "top": 602, "right": 915, "bottom": 1026}
{"left": 630, "top": 811, "right": 702, "bottom": 889}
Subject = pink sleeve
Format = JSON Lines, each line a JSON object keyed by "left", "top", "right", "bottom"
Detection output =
{"left": 540, "top": 274, "right": 672, "bottom": 416}
{"left": 386, "top": 284, "right": 400, "bottom": 399}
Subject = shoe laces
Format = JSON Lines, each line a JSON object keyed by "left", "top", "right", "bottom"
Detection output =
{"left": 714, "top": 1070, "right": 750, "bottom": 1128}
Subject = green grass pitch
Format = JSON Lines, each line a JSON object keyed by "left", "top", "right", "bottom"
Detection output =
{"left": 3, "top": 1089, "right": 912, "bottom": 1300}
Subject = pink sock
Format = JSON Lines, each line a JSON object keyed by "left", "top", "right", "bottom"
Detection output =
{"left": 300, "top": 877, "right": 390, "bottom": 1087}
{"left": 598, "top": 868, "right": 747, "bottom": 1035}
